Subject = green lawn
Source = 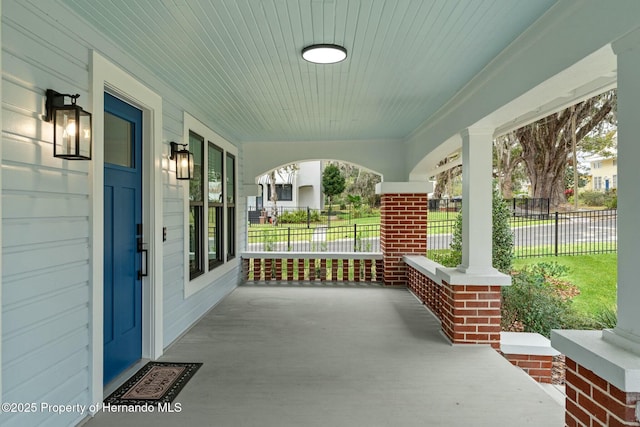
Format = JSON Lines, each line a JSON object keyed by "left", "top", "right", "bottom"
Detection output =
{"left": 513, "top": 253, "right": 617, "bottom": 317}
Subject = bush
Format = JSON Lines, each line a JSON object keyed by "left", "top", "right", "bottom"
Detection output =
{"left": 278, "top": 210, "right": 321, "bottom": 224}
{"left": 501, "top": 263, "right": 590, "bottom": 337}
{"left": 278, "top": 210, "right": 308, "bottom": 224}
{"left": 605, "top": 194, "right": 617, "bottom": 209}
{"left": 448, "top": 187, "right": 513, "bottom": 273}
{"left": 579, "top": 190, "right": 617, "bottom": 208}
{"left": 429, "top": 250, "right": 459, "bottom": 268}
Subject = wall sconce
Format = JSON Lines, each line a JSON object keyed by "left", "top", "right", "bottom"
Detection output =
{"left": 45, "top": 89, "right": 92, "bottom": 160}
{"left": 170, "top": 141, "right": 194, "bottom": 180}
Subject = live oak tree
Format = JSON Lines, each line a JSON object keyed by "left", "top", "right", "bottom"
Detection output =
{"left": 515, "top": 90, "right": 616, "bottom": 207}
{"left": 493, "top": 133, "right": 524, "bottom": 199}
{"left": 335, "top": 162, "right": 382, "bottom": 207}
{"left": 432, "top": 155, "right": 462, "bottom": 199}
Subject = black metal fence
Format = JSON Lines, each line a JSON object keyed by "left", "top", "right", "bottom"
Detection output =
{"left": 510, "top": 198, "right": 550, "bottom": 218}
{"left": 426, "top": 209, "right": 617, "bottom": 259}
{"left": 247, "top": 224, "right": 381, "bottom": 252}
{"left": 247, "top": 206, "right": 378, "bottom": 228}
{"left": 427, "top": 198, "right": 462, "bottom": 220}
{"left": 511, "top": 210, "right": 617, "bottom": 257}
{"left": 246, "top": 200, "right": 617, "bottom": 258}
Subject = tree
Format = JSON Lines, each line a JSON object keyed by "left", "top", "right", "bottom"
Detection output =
{"left": 322, "top": 164, "right": 346, "bottom": 216}
{"left": 266, "top": 164, "right": 298, "bottom": 222}
{"left": 493, "top": 133, "right": 524, "bottom": 199}
{"left": 336, "top": 162, "right": 382, "bottom": 207}
{"left": 432, "top": 154, "right": 462, "bottom": 198}
{"left": 515, "top": 90, "right": 616, "bottom": 206}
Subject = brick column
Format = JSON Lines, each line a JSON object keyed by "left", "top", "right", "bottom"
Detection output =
{"left": 565, "top": 358, "right": 640, "bottom": 427}
{"left": 376, "top": 182, "right": 430, "bottom": 286}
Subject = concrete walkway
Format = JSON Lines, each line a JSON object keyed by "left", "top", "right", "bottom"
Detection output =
{"left": 83, "top": 287, "right": 563, "bottom": 427}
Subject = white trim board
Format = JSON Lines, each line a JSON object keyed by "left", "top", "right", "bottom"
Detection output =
{"left": 90, "top": 51, "right": 164, "bottom": 406}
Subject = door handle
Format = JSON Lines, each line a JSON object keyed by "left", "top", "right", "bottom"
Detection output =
{"left": 137, "top": 236, "right": 148, "bottom": 280}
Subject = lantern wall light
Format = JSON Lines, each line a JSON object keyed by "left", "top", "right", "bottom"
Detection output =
{"left": 170, "top": 141, "right": 194, "bottom": 180}
{"left": 45, "top": 89, "right": 92, "bottom": 160}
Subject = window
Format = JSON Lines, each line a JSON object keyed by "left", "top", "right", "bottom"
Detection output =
{"left": 613, "top": 174, "right": 617, "bottom": 189}
{"left": 184, "top": 112, "right": 238, "bottom": 296}
{"left": 226, "top": 153, "right": 236, "bottom": 260}
{"left": 267, "top": 184, "right": 293, "bottom": 201}
{"left": 189, "top": 132, "right": 205, "bottom": 279}
{"left": 613, "top": 159, "right": 617, "bottom": 166}
{"left": 256, "top": 185, "right": 263, "bottom": 209}
{"left": 594, "top": 176, "right": 602, "bottom": 190}
{"left": 593, "top": 161, "right": 602, "bottom": 169}
{"left": 208, "top": 143, "right": 224, "bottom": 269}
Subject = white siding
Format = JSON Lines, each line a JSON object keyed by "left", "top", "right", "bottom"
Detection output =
{"left": 1, "top": 2, "right": 242, "bottom": 425}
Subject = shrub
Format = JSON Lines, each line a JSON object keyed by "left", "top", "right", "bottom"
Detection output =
{"left": 501, "top": 263, "right": 590, "bottom": 337}
{"left": 429, "top": 250, "right": 459, "bottom": 268}
{"left": 448, "top": 187, "right": 513, "bottom": 273}
{"left": 593, "top": 306, "right": 617, "bottom": 329}
{"left": 605, "top": 194, "right": 617, "bottom": 209}
{"left": 278, "top": 210, "right": 307, "bottom": 224}
{"left": 579, "top": 191, "right": 606, "bottom": 207}
{"left": 278, "top": 210, "right": 322, "bottom": 224}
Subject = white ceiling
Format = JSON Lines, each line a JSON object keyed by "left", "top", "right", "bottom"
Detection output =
{"left": 61, "top": 0, "right": 558, "bottom": 143}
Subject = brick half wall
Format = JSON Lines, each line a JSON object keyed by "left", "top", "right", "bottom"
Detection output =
{"left": 503, "top": 354, "right": 554, "bottom": 384}
{"left": 440, "top": 282, "right": 502, "bottom": 349}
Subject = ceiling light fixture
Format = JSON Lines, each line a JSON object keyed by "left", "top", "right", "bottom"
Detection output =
{"left": 301, "top": 44, "right": 347, "bottom": 64}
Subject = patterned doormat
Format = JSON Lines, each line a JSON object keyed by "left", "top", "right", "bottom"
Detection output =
{"left": 104, "top": 362, "right": 202, "bottom": 406}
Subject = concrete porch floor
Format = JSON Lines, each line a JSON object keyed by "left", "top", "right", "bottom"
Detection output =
{"left": 83, "top": 286, "right": 563, "bottom": 427}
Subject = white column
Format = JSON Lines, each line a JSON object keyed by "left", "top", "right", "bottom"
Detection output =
{"left": 611, "top": 29, "right": 640, "bottom": 344}
{"left": 458, "top": 128, "right": 497, "bottom": 275}
{"left": 552, "top": 30, "right": 640, "bottom": 396}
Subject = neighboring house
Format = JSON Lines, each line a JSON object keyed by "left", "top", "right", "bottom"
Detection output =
{"left": 586, "top": 149, "right": 617, "bottom": 192}
{"left": 248, "top": 161, "right": 325, "bottom": 213}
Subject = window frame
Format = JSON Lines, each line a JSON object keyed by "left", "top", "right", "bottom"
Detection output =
{"left": 188, "top": 131, "right": 205, "bottom": 280}
{"left": 183, "top": 112, "right": 238, "bottom": 298}
{"left": 226, "top": 153, "right": 236, "bottom": 261}
{"left": 267, "top": 183, "right": 293, "bottom": 201}
{"left": 207, "top": 142, "right": 224, "bottom": 270}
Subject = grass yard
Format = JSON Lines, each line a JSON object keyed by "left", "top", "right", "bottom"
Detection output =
{"left": 513, "top": 253, "right": 617, "bottom": 317}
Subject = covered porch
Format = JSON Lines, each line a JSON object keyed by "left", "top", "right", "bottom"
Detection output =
{"left": 85, "top": 286, "right": 563, "bottom": 427}
{"left": 3, "top": 1, "right": 640, "bottom": 426}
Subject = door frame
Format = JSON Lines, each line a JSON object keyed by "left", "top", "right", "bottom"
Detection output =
{"left": 90, "top": 51, "right": 164, "bottom": 405}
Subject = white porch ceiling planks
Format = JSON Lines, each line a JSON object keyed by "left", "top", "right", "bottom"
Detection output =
{"left": 60, "top": 0, "right": 557, "bottom": 143}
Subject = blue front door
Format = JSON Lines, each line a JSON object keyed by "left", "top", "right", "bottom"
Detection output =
{"left": 103, "top": 93, "right": 143, "bottom": 384}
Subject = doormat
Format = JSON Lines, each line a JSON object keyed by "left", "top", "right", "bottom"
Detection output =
{"left": 104, "top": 362, "right": 202, "bottom": 406}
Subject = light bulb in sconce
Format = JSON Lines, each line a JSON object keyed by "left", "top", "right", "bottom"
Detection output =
{"left": 65, "top": 121, "right": 77, "bottom": 137}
